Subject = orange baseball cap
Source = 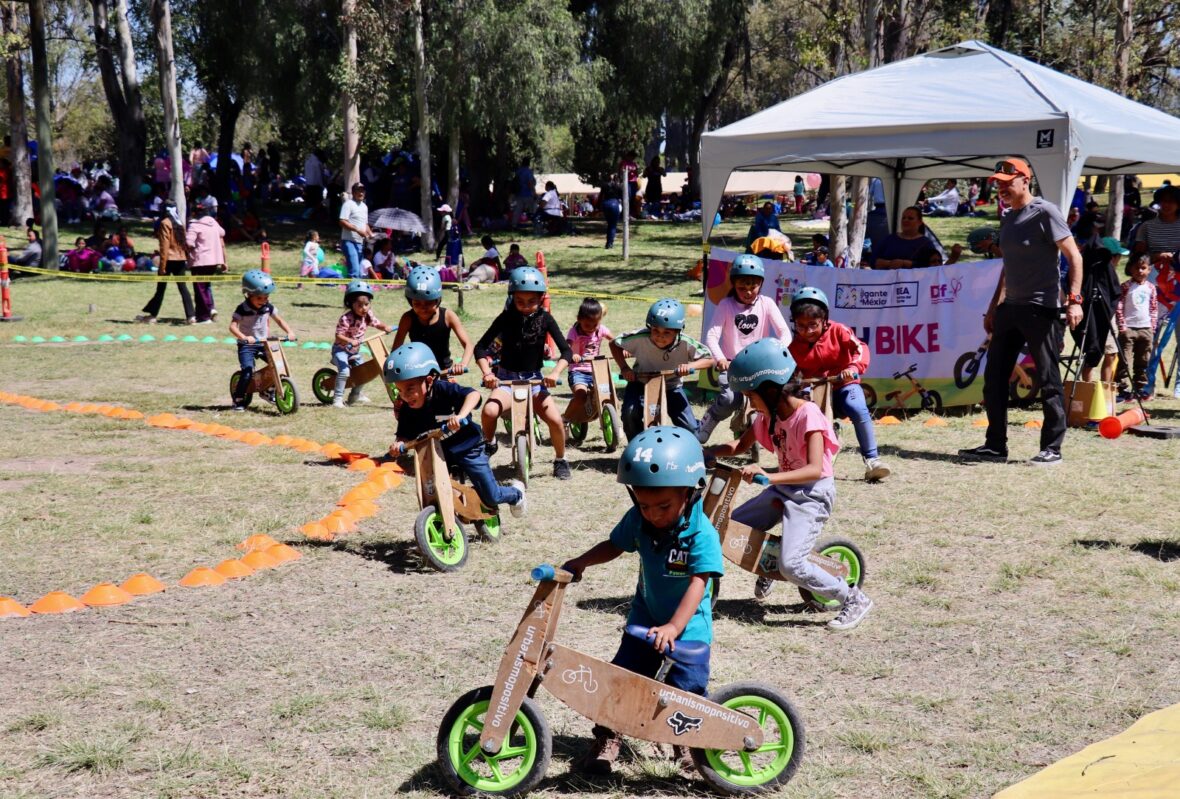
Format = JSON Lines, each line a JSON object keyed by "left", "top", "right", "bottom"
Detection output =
{"left": 991, "top": 158, "right": 1032, "bottom": 182}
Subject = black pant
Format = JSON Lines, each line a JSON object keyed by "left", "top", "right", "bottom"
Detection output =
{"left": 142, "top": 260, "right": 195, "bottom": 320}
{"left": 983, "top": 302, "right": 1066, "bottom": 453}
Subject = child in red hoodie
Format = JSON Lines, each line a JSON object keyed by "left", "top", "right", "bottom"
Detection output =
{"left": 788, "top": 287, "right": 890, "bottom": 482}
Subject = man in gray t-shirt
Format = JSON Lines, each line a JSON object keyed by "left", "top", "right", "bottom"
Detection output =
{"left": 959, "top": 158, "right": 1083, "bottom": 466}
{"left": 338, "top": 182, "right": 373, "bottom": 280}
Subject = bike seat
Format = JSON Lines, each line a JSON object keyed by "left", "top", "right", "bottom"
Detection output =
{"left": 624, "top": 624, "right": 711, "bottom": 665}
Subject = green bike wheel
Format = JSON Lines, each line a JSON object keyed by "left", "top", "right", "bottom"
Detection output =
{"left": 567, "top": 421, "right": 588, "bottom": 445}
{"left": 437, "top": 685, "right": 551, "bottom": 796}
{"left": 474, "top": 515, "right": 502, "bottom": 544}
{"left": 799, "top": 538, "right": 866, "bottom": 611}
{"left": 275, "top": 377, "right": 299, "bottom": 414}
{"left": 413, "top": 507, "right": 468, "bottom": 572}
{"left": 228, "top": 371, "right": 252, "bottom": 407}
{"left": 692, "top": 681, "right": 804, "bottom": 794}
{"left": 312, "top": 368, "right": 336, "bottom": 404}
{"left": 515, "top": 438, "right": 529, "bottom": 489}
{"left": 602, "top": 404, "right": 622, "bottom": 453}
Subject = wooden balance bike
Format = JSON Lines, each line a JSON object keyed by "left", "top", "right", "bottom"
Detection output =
{"left": 703, "top": 462, "right": 866, "bottom": 611}
{"left": 633, "top": 368, "right": 695, "bottom": 430}
{"left": 397, "top": 419, "right": 502, "bottom": 572}
{"left": 495, "top": 378, "right": 546, "bottom": 488}
{"left": 564, "top": 356, "right": 623, "bottom": 452}
{"left": 312, "top": 331, "right": 398, "bottom": 405}
{"left": 229, "top": 336, "right": 300, "bottom": 414}
{"left": 436, "top": 564, "right": 805, "bottom": 796}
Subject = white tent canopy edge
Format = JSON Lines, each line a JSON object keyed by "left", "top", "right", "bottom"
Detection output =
{"left": 699, "top": 40, "right": 1180, "bottom": 240}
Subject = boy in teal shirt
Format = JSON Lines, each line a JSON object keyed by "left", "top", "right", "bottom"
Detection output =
{"left": 562, "top": 426, "right": 723, "bottom": 775}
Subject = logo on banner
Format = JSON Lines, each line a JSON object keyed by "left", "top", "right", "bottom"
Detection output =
{"left": 834, "top": 282, "right": 919, "bottom": 310}
{"left": 1036, "top": 129, "right": 1054, "bottom": 148}
{"left": 772, "top": 273, "right": 804, "bottom": 305}
{"left": 929, "top": 277, "right": 962, "bottom": 305}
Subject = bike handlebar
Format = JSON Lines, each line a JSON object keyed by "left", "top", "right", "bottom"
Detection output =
{"left": 531, "top": 564, "right": 574, "bottom": 583}
{"left": 753, "top": 474, "right": 770, "bottom": 486}
{"left": 634, "top": 368, "right": 696, "bottom": 378}
{"left": 892, "top": 363, "right": 918, "bottom": 380}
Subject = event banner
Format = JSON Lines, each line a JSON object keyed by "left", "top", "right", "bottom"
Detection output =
{"left": 702, "top": 248, "right": 1004, "bottom": 410}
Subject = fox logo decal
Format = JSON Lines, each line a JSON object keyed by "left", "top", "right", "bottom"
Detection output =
{"left": 666, "top": 711, "right": 704, "bottom": 736}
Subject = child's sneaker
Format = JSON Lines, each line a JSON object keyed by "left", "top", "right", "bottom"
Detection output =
{"left": 828, "top": 587, "right": 873, "bottom": 631}
{"left": 571, "top": 730, "right": 620, "bottom": 775}
{"left": 348, "top": 392, "right": 371, "bottom": 405}
{"left": 332, "top": 398, "right": 346, "bottom": 408}
{"left": 553, "top": 459, "right": 572, "bottom": 480}
{"left": 484, "top": 438, "right": 498, "bottom": 456}
{"left": 508, "top": 480, "right": 527, "bottom": 518}
{"left": 863, "top": 457, "right": 891, "bottom": 482}
{"left": 210, "top": 309, "right": 219, "bottom": 320}
{"left": 229, "top": 403, "right": 245, "bottom": 413}
{"left": 753, "top": 575, "right": 776, "bottom": 599}
{"left": 185, "top": 317, "right": 197, "bottom": 325}
{"left": 957, "top": 443, "right": 1007, "bottom": 461}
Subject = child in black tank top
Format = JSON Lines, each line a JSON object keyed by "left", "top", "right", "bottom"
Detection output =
{"left": 393, "top": 265, "right": 474, "bottom": 376}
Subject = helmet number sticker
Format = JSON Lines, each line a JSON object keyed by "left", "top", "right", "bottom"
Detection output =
{"left": 632, "top": 446, "right": 654, "bottom": 463}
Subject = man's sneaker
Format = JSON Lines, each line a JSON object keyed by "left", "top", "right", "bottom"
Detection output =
{"left": 1028, "top": 449, "right": 1062, "bottom": 466}
{"left": 484, "top": 438, "right": 498, "bottom": 456}
{"left": 571, "top": 731, "right": 620, "bottom": 775}
{"left": 332, "top": 398, "right": 346, "bottom": 408}
{"left": 957, "top": 443, "right": 1007, "bottom": 461}
{"left": 508, "top": 480, "right": 527, "bottom": 518}
{"left": 554, "top": 459, "right": 572, "bottom": 480}
{"left": 863, "top": 457, "right": 891, "bottom": 482}
{"left": 828, "top": 588, "right": 873, "bottom": 631}
{"left": 134, "top": 314, "right": 156, "bottom": 324}
{"left": 753, "top": 575, "right": 776, "bottom": 599}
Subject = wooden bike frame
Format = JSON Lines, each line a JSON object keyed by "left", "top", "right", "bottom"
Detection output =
{"left": 479, "top": 567, "right": 764, "bottom": 756}
{"left": 248, "top": 338, "right": 292, "bottom": 397}
{"left": 409, "top": 427, "right": 495, "bottom": 533}
{"left": 564, "top": 356, "right": 617, "bottom": 424}
{"left": 635, "top": 369, "right": 682, "bottom": 429}
{"left": 343, "top": 332, "right": 393, "bottom": 391}
{"left": 703, "top": 463, "right": 850, "bottom": 583}
{"left": 506, "top": 379, "right": 544, "bottom": 467}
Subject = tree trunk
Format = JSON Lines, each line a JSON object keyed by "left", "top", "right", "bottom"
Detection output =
{"left": 341, "top": 0, "right": 360, "bottom": 188}
{"left": 213, "top": 98, "right": 242, "bottom": 204}
{"left": 91, "top": 0, "right": 146, "bottom": 210}
{"left": 688, "top": 1, "right": 744, "bottom": 200}
{"left": 829, "top": 176, "right": 848, "bottom": 265}
{"left": 2, "top": 2, "right": 32, "bottom": 226}
{"left": 446, "top": 125, "right": 460, "bottom": 211}
{"left": 149, "top": 0, "right": 185, "bottom": 220}
{"left": 1105, "top": 0, "right": 1133, "bottom": 239}
{"left": 410, "top": 0, "right": 435, "bottom": 250}
{"left": 847, "top": 176, "right": 870, "bottom": 268}
{"left": 29, "top": 0, "right": 57, "bottom": 265}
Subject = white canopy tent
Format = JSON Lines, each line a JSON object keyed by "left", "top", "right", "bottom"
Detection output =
{"left": 700, "top": 40, "right": 1180, "bottom": 239}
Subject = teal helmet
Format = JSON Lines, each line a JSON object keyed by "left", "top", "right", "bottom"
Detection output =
{"left": 617, "top": 426, "right": 707, "bottom": 489}
{"left": 729, "top": 253, "right": 766, "bottom": 281}
{"left": 344, "top": 278, "right": 374, "bottom": 307}
{"left": 646, "top": 298, "right": 686, "bottom": 331}
{"left": 967, "top": 227, "right": 999, "bottom": 254}
{"left": 729, "top": 339, "right": 798, "bottom": 393}
{"left": 384, "top": 342, "right": 440, "bottom": 383}
{"left": 405, "top": 266, "right": 443, "bottom": 302}
{"left": 790, "top": 286, "right": 829, "bottom": 315}
{"left": 507, "top": 266, "right": 546, "bottom": 293}
{"left": 241, "top": 269, "right": 275, "bottom": 296}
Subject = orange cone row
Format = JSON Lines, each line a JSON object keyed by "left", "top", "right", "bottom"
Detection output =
{"left": 0, "top": 392, "right": 405, "bottom": 621}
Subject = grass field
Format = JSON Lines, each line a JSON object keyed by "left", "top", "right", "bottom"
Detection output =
{"left": 2, "top": 212, "right": 1179, "bottom": 799}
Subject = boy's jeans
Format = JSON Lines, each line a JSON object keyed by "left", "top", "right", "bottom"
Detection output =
{"left": 447, "top": 444, "right": 521, "bottom": 508}
{"left": 233, "top": 342, "right": 268, "bottom": 403}
{"left": 621, "top": 381, "right": 698, "bottom": 440}
{"left": 831, "top": 382, "right": 878, "bottom": 459}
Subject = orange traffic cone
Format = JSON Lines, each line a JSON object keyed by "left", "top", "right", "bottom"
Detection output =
{"left": 242, "top": 549, "right": 280, "bottom": 570}
{"left": 0, "top": 597, "right": 31, "bottom": 618}
{"left": 214, "top": 559, "right": 254, "bottom": 579}
{"left": 29, "top": 591, "right": 86, "bottom": 614}
{"left": 237, "top": 534, "right": 280, "bottom": 553}
{"left": 179, "top": 567, "right": 227, "bottom": 588}
{"left": 80, "top": 582, "right": 134, "bottom": 607}
{"left": 266, "top": 543, "right": 302, "bottom": 564}
{"left": 121, "top": 573, "right": 166, "bottom": 595}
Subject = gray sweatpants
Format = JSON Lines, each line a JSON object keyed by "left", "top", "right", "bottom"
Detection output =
{"left": 730, "top": 477, "right": 849, "bottom": 603}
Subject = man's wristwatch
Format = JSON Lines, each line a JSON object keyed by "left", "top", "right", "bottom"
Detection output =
{"left": 1066, "top": 292, "right": 1084, "bottom": 306}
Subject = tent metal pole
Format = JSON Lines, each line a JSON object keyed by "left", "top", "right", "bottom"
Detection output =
{"left": 890, "top": 158, "right": 906, "bottom": 233}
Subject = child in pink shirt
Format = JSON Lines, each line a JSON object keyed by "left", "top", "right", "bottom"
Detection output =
{"left": 704, "top": 339, "right": 872, "bottom": 632}
{"left": 697, "top": 254, "right": 791, "bottom": 443}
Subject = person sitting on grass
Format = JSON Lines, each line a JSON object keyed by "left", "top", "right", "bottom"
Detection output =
{"left": 8, "top": 228, "right": 43, "bottom": 274}
{"left": 392, "top": 265, "right": 474, "bottom": 376}
{"left": 503, "top": 242, "right": 527, "bottom": 271}
{"left": 463, "top": 235, "right": 501, "bottom": 285}
{"left": 385, "top": 342, "right": 526, "bottom": 519}
{"left": 370, "top": 236, "right": 399, "bottom": 280}
{"left": 562, "top": 427, "right": 723, "bottom": 776}
{"left": 64, "top": 236, "right": 99, "bottom": 273}
{"left": 229, "top": 270, "right": 294, "bottom": 411}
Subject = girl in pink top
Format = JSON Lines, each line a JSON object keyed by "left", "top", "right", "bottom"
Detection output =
{"left": 704, "top": 339, "right": 873, "bottom": 632}
{"left": 186, "top": 198, "right": 227, "bottom": 323}
{"left": 697, "top": 254, "right": 791, "bottom": 444}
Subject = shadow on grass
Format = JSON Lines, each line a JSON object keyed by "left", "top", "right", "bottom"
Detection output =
{"left": 877, "top": 444, "right": 985, "bottom": 464}
{"left": 398, "top": 731, "right": 706, "bottom": 795}
{"left": 1073, "top": 538, "right": 1180, "bottom": 562}
{"left": 576, "top": 593, "right": 825, "bottom": 628}
{"left": 300, "top": 538, "right": 429, "bottom": 574}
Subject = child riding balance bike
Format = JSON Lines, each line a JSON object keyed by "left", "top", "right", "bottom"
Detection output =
{"left": 329, "top": 279, "right": 394, "bottom": 408}
{"left": 704, "top": 339, "right": 874, "bottom": 630}
{"left": 435, "top": 427, "right": 804, "bottom": 795}
{"left": 229, "top": 270, "right": 298, "bottom": 413}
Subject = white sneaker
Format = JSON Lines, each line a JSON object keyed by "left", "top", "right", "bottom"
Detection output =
{"left": 508, "top": 480, "right": 527, "bottom": 518}
{"left": 863, "top": 457, "right": 891, "bottom": 482}
{"left": 332, "top": 398, "right": 345, "bottom": 408}
{"left": 753, "top": 575, "right": 775, "bottom": 599}
{"left": 828, "top": 588, "right": 873, "bottom": 631}
{"left": 348, "top": 393, "right": 371, "bottom": 405}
